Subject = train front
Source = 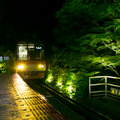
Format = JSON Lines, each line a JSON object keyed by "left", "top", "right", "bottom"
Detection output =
{"left": 16, "top": 42, "right": 46, "bottom": 80}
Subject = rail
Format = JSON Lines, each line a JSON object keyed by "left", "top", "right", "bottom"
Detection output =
{"left": 89, "top": 76, "right": 120, "bottom": 99}
{"left": 39, "top": 83, "right": 112, "bottom": 120}
{"left": 23, "top": 77, "right": 117, "bottom": 119}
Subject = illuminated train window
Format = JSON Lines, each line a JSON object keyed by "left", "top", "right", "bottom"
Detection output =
{"left": 18, "top": 46, "right": 27, "bottom": 60}
{"left": 17, "top": 43, "right": 44, "bottom": 60}
{"left": 28, "top": 44, "right": 34, "bottom": 49}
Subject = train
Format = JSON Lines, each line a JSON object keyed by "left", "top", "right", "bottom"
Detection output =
{"left": 15, "top": 42, "right": 47, "bottom": 80}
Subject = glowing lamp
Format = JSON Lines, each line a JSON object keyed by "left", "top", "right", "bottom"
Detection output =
{"left": 38, "top": 64, "right": 44, "bottom": 68}
{"left": 17, "top": 65, "right": 24, "bottom": 70}
{"left": 68, "top": 86, "right": 73, "bottom": 93}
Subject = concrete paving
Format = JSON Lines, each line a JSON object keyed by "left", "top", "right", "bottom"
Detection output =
{"left": 0, "top": 74, "right": 22, "bottom": 120}
{"left": 0, "top": 73, "right": 84, "bottom": 120}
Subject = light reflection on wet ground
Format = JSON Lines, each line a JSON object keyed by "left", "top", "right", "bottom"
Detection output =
{"left": 0, "top": 73, "right": 84, "bottom": 120}
{"left": 12, "top": 73, "right": 67, "bottom": 120}
{"left": 0, "top": 74, "right": 22, "bottom": 120}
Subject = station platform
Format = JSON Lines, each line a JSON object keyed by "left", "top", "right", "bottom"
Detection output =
{"left": 0, "top": 73, "right": 84, "bottom": 120}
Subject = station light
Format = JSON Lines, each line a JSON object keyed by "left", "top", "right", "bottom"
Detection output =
{"left": 68, "top": 86, "right": 73, "bottom": 93}
{"left": 46, "top": 73, "right": 53, "bottom": 83}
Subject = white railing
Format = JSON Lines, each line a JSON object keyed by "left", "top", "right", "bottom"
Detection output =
{"left": 89, "top": 76, "right": 120, "bottom": 99}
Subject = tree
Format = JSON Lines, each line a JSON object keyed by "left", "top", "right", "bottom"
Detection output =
{"left": 53, "top": 0, "right": 120, "bottom": 75}
{"left": 46, "top": 0, "right": 120, "bottom": 100}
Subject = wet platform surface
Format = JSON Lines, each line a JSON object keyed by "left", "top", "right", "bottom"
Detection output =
{"left": 0, "top": 74, "right": 84, "bottom": 120}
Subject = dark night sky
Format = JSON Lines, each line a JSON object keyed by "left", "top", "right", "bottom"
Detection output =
{"left": 0, "top": 0, "right": 65, "bottom": 51}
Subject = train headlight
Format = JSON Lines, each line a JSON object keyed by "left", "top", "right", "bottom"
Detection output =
{"left": 17, "top": 65, "right": 24, "bottom": 70}
{"left": 38, "top": 64, "right": 44, "bottom": 68}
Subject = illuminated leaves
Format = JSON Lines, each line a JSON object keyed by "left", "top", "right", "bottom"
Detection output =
{"left": 46, "top": 0, "right": 120, "bottom": 100}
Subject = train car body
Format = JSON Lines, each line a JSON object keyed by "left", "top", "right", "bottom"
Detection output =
{"left": 16, "top": 42, "right": 46, "bottom": 79}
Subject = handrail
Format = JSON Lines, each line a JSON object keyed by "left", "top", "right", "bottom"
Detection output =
{"left": 89, "top": 76, "right": 120, "bottom": 98}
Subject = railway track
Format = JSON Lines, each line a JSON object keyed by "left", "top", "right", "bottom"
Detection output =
{"left": 24, "top": 79, "right": 116, "bottom": 120}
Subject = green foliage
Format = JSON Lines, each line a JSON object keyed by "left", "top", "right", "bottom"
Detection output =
{"left": 0, "top": 48, "right": 15, "bottom": 73}
{"left": 46, "top": 0, "right": 120, "bottom": 100}
{"left": 45, "top": 72, "right": 53, "bottom": 84}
